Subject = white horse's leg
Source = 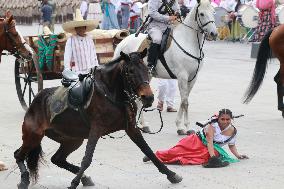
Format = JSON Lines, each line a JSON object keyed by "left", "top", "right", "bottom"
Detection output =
{"left": 175, "top": 78, "right": 195, "bottom": 134}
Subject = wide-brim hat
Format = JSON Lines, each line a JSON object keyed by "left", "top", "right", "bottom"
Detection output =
{"left": 62, "top": 9, "right": 99, "bottom": 34}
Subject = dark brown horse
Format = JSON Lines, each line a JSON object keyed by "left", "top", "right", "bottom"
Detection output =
{"left": 0, "top": 11, "right": 32, "bottom": 63}
{"left": 14, "top": 49, "right": 183, "bottom": 189}
{"left": 243, "top": 25, "right": 284, "bottom": 117}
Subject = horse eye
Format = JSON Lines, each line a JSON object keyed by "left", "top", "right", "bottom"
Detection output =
{"left": 200, "top": 13, "right": 204, "bottom": 17}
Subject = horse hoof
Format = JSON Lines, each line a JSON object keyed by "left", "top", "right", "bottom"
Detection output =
{"left": 177, "top": 129, "right": 187, "bottom": 135}
{"left": 81, "top": 176, "right": 95, "bottom": 186}
{"left": 167, "top": 173, "right": 183, "bottom": 184}
{"left": 142, "top": 126, "right": 151, "bottom": 133}
{"left": 17, "top": 183, "right": 29, "bottom": 189}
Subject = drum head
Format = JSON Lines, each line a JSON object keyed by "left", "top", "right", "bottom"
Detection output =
{"left": 214, "top": 7, "right": 229, "bottom": 27}
{"left": 238, "top": 5, "right": 259, "bottom": 28}
{"left": 276, "top": 5, "right": 284, "bottom": 24}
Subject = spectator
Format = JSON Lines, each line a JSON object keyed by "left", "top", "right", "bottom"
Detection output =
{"left": 120, "top": 0, "right": 132, "bottom": 29}
{"left": 41, "top": 0, "right": 53, "bottom": 31}
{"left": 102, "top": 0, "right": 120, "bottom": 29}
{"left": 252, "top": 0, "right": 277, "bottom": 41}
{"left": 80, "top": 0, "right": 89, "bottom": 20}
{"left": 157, "top": 79, "right": 178, "bottom": 112}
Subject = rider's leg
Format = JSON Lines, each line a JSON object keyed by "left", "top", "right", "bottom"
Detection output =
{"left": 147, "top": 28, "right": 163, "bottom": 72}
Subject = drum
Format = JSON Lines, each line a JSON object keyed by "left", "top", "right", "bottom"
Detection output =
{"left": 276, "top": 5, "right": 284, "bottom": 24}
{"left": 237, "top": 5, "right": 259, "bottom": 28}
{"left": 214, "top": 7, "right": 230, "bottom": 27}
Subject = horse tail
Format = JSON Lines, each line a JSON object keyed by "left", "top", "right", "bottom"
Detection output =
{"left": 243, "top": 30, "right": 273, "bottom": 104}
{"left": 26, "top": 145, "right": 43, "bottom": 183}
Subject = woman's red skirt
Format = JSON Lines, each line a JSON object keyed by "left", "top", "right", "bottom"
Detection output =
{"left": 155, "top": 134, "right": 219, "bottom": 165}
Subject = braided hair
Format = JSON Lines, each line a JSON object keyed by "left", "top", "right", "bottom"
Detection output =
{"left": 218, "top": 108, "right": 233, "bottom": 118}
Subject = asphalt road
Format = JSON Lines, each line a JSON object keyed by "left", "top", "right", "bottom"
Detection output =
{"left": 0, "top": 25, "right": 283, "bottom": 189}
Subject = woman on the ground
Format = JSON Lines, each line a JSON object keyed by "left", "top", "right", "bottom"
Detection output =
{"left": 143, "top": 109, "right": 248, "bottom": 168}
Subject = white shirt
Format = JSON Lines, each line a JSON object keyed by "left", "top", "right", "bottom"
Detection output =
{"left": 205, "top": 122, "right": 237, "bottom": 147}
{"left": 64, "top": 35, "right": 99, "bottom": 75}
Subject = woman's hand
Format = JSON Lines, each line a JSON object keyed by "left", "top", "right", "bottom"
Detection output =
{"left": 237, "top": 154, "right": 249, "bottom": 159}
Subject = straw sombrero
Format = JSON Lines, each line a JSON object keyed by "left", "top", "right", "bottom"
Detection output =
{"left": 62, "top": 9, "right": 99, "bottom": 34}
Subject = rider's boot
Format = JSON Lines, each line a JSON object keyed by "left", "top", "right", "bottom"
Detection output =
{"left": 147, "top": 43, "right": 160, "bottom": 75}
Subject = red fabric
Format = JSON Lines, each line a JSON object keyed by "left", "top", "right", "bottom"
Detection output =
{"left": 155, "top": 134, "right": 219, "bottom": 165}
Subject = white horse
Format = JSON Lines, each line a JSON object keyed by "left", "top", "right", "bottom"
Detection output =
{"left": 113, "top": 0, "right": 218, "bottom": 135}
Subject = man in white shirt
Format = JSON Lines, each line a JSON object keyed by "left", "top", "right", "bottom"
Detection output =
{"left": 63, "top": 9, "right": 99, "bottom": 75}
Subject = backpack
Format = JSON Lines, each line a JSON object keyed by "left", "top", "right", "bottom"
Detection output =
{"left": 256, "top": 0, "right": 274, "bottom": 10}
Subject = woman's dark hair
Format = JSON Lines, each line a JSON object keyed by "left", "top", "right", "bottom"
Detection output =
{"left": 218, "top": 108, "right": 233, "bottom": 118}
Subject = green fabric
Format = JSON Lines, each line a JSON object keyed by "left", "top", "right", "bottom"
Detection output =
{"left": 38, "top": 34, "right": 58, "bottom": 71}
{"left": 200, "top": 131, "right": 240, "bottom": 163}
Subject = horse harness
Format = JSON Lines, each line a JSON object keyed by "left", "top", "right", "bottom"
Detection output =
{"left": 1, "top": 21, "right": 29, "bottom": 59}
{"left": 141, "top": 2, "right": 215, "bottom": 82}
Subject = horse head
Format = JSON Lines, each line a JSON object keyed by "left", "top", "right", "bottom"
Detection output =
{"left": 0, "top": 12, "right": 33, "bottom": 60}
{"left": 120, "top": 49, "right": 154, "bottom": 108}
{"left": 185, "top": 0, "right": 218, "bottom": 40}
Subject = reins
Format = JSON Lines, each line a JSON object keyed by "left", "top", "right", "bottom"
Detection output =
{"left": 168, "top": 4, "right": 214, "bottom": 82}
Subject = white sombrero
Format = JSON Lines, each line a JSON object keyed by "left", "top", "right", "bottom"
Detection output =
{"left": 62, "top": 9, "right": 99, "bottom": 34}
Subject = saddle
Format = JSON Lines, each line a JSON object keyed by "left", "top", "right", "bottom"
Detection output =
{"left": 49, "top": 70, "right": 94, "bottom": 123}
{"left": 137, "top": 28, "right": 173, "bottom": 54}
{"left": 61, "top": 70, "right": 94, "bottom": 109}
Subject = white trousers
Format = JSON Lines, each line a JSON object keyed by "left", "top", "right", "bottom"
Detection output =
{"left": 157, "top": 79, "right": 177, "bottom": 108}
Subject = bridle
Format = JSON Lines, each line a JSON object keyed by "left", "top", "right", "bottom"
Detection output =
{"left": 170, "top": 3, "right": 216, "bottom": 82}
{"left": 121, "top": 54, "right": 150, "bottom": 106}
{"left": 2, "top": 21, "right": 31, "bottom": 60}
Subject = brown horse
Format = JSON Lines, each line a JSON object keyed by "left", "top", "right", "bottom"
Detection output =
{"left": 14, "top": 49, "right": 183, "bottom": 189}
{"left": 243, "top": 25, "right": 284, "bottom": 117}
{"left": 0, "top": 12, "right": 32, "bottom": 63}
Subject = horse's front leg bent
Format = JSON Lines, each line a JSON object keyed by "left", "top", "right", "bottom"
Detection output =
{"left": 126, "top": 127, "right": 182, "bottom": 183}
{"left": 68, "top": 133, "right": 99, "bottom": 189}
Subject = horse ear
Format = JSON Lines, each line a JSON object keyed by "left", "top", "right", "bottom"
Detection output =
{"left": 140, "top": 48, "right": 148, "bottom": 59}
{"left": 197, "top": 0, "right": 200, "bottom": 4}
{"left": 5, "top": 10, "right": 12, "bottom": 20}
{"left": 120, "top": 51, "right": 130, "bottom": 61}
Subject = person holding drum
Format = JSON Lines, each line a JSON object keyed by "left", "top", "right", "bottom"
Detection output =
{"left": 142, "top": 108, "right": 249, "bottom": 167}
{"left": 252, "top": 0, "right": 277, "bottom": 42}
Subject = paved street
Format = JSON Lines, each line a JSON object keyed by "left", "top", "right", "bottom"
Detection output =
{"left": 0, "top": 25, "right": 283, "bottom": 189}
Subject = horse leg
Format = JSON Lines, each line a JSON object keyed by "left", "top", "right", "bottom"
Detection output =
{"left": 14, "top": 121, "right": 44, "bottom": 189}
{"left": 176, "top": 78, "right": 194, "bottom": 135}
{"left": 126, "top": 127, "right": 182, "bottom": 183}
{"left": 137, "top": 101, "right": 151, "bottom": 133}
{"left": 68, "top": 133, "right": 99, "bottom": 189}
{"left": 45, "top": 130, "right": 94, "bottom": 186}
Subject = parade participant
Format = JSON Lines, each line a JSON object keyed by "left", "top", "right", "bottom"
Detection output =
{"left": 120, "top": 0, "right": 132, "bottom": 29}
{"left": 143, "top": 109, "right": 249, "bottom": 167}
{"left": 41, "top": 0, "right": 53, "bottom": 30}
{"left": 147, "top": 0, "right": 180, "bottom": 73}
{"left": 252, "top": 0, "right": 277, "bottom": 42}
{"left": 80, "top": 0, "right": 89, "bottom": 20}
{"left": 157, "top": 79, "right": 178, "bottom": 112}
{"left": 130, "top": 0, "right": 143, "bottom": 32}
{"left": 101, "top": 0, "right": 121, "bottom": 29}
{"left": 178, "top": 0, "right": 190, "bottom": 18}
{"left": 63, "top": 9, "right": 99, "bottom": 75}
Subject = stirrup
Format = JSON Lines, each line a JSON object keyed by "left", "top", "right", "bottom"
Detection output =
{"left": 148, "top": 65, "right": 155, "bottom": 75}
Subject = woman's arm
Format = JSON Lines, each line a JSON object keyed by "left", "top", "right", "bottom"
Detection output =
{"left": 229, "top": 144, "right": 249, "bottom": 159}
{"left": 205, "top": 125, "right": 216, "bottom": 157}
